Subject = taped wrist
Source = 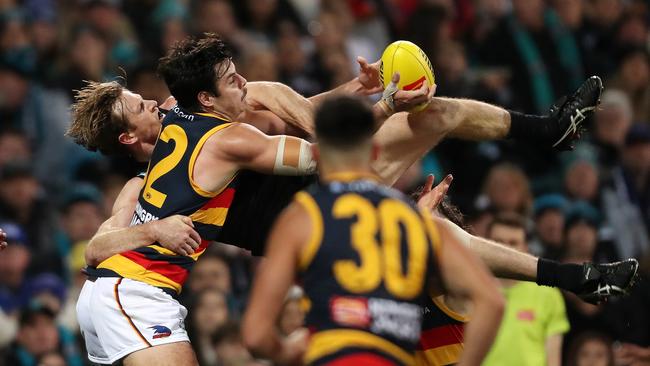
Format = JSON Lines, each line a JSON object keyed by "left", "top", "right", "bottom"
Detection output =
{"left": 273, "top": 136, "right": 317, "bottom": 175}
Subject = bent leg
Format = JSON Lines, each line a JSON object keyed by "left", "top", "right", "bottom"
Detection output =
{"left": 123, "top": 341, "right": 198, "bottom": 366}
{"left": 372, "top": 97, "right": 511, "bottom": 185}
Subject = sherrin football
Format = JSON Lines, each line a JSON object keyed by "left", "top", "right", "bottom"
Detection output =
{"left": 380, "top": 40, "right": 435, "bottom": 112}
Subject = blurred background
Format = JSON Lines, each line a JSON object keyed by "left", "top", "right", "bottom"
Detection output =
{"left": 0, "top": 0, "right": 649, "bottom": 365}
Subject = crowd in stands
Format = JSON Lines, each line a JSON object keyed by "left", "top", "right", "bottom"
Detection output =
{"left": 0, "top": 0, "right": 649, "bottom": 365}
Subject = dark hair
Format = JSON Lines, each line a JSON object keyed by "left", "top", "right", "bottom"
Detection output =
{"left": 157, "top": 33, "right": 232, "bottom": 112}
{"left": 314, "top": 96, "right": 375, "bottom": 149}
{"left": 487, "top": 212, "right": 527, "bottom": 237}
{"left": 566, "top": 331, "right": 614, "bottom": 366}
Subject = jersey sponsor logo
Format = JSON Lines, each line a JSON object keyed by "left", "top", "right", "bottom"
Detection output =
{"left": 516, "top": 309, "right": 536, "bottom": 322}
{"left": 330, "top": 296, "right": 370, "bottom": 328}
{"left": 171, "top": 105, "right": 195, "bottom": 121}
{"left": 368, "top": 298, "right": 421, "bottom": 343}
{"left": 150, "top": 325, "right": 172, "bottom": 339}
{"left": 329, "top": 296, "right": 421, "bottom": 343}
{"left": 131, "top": 202, "right": 160, "bottom": 226}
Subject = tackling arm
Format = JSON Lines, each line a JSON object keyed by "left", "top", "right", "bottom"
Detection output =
{"left": 84, "top": 177, "right": 201, "bottom": 266}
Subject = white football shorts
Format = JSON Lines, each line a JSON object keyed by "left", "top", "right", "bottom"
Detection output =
{"left": 76, "top": 277, "right": 190, "bottom": 364}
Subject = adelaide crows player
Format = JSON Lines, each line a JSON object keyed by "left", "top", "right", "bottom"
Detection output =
{"left": 74, "top": 35, "right": 322, "bottom": 366}
{"left": 242, "top": 96, "right": 505, "bottom": 366}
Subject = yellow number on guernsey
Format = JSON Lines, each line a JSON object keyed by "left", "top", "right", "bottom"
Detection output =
{"left": 142, "top": 125, "right": 188, "bottom": 208}
{"left": 332, "top": 194, "right": 382, "bottom": 293}
{"left": 332, "top": 194, "right": 430, "bottom": 300}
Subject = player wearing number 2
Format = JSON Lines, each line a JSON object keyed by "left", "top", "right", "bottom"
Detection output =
{"left": 242, "top": 96, "right": 505, "bottom": 366}
{"left": 74, "top": 35, "right": 325, "bottom": 366}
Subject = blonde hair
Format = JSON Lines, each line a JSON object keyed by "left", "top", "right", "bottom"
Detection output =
{"left": 68, "top": 81, "right": 130, "bottom": 156}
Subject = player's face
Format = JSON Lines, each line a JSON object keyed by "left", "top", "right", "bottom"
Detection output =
{"left": 120, "top": 90, "right": 163, "bottom": 145}
{"left": 488, "top": 224, "right": 528, "bottom": 253}
{"left": 212, "top": 60, "right": 248, "bottom": 119}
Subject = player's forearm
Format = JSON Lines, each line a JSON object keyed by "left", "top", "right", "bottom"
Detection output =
{"left": 441, "top": 218, "right": 538, "bottom": 281}
{"left": 308, "top": 77, "right": 366, "bottom": 106}
{"left": 457, "top": 294, "right": 504, "bottom": 366}
{"left": 85, "top": 222, "right": 157, "bottom": 266}
{"left": 545, "top": 335, "right": 563, "bottom": 366}
{"left": 435, "top": 97, "right": 510, "bottom": 140}
{"left": 246, "top": 82, "right": 315, "bottom": 135}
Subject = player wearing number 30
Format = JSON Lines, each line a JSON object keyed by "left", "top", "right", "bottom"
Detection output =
{"left": 75, "top": 36, "right": 318, "bottom": 365}
{"left": 242, "top": 96, "right": 505, "bottom": 366}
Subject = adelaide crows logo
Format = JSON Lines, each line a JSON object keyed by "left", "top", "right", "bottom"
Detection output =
{"left": 150, "top": 325, "right": 172, "bottom": 339}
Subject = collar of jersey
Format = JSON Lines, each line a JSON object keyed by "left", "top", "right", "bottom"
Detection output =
{"left": 196, "top": 111, "right": 236, "bottom": 122}
{"left": 322, "top": 171, "right": 380, "bottom": 183}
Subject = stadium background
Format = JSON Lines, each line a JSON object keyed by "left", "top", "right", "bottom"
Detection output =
{"left": 0, "top": 0, "right": 649, "bottom": 365}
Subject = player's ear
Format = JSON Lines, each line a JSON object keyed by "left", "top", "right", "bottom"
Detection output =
{"left": 118, "top": 132, "right": 137, "bottom": 146}
{"left": 371, "top": 142, "right": 380, "bottom": 161}
{"left": 197, "top": 91, "right": 214, "bottom": 109}
{"left": 311, "top": 144, "right": 320, "bottom": 163}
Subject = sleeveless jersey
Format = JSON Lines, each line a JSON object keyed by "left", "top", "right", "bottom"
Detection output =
{"left": 296, "top": 172, "right": 443, "bottom": 366}
{"left": 415, "top": 296, "right": 467, "bottom": 366}
{"left": 88, "top": 106, "right": 239, "bottom": 294}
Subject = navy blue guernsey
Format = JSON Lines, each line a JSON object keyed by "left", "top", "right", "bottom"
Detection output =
{"left": 294, "top": 172, "right": 443, "bottom": 366}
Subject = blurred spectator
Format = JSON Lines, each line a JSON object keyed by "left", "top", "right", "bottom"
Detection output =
{"left": 483, "top": 213, "right": 569, "bottom": 366}
{"left": 563, "top": 153, "right": 600, "bottom": 204}
{"left": 480, "top": 162, "right": 533, "bottom": 215}
{"left": 194, "top": 0, "right": 250, "bottom": 58}
{"left": 277, "top": 285, "right": 305, "bottom": 337}
{"left": 211, "top": 321, "right": 257, "bottom": 366}
{"left": 566, "top": 331, "right": 615, "bottom": 366}
{"left": 0, "top": 162, "right": 60, "bottom": 274}
{"left": 2, "top": 302, "right": 82, "bottom": 366}
{"left": 129, "top": 64, "right": 171, "bottom": 105}
{"left": 240, "top": 48, "right": 279, "bottom": 82}
{"left": 0, "top": 221, "right": 29, "bottom": 346}
{"left": 576, "top": 0, "right": 623, "bottom": 77}
{"left": 479, "top": 0, "right": 583, "bottom": 114}
{"left": 36, "top": 351, "right": 66, "bottom": 366}
{"left": 187, "top": 249, "right": 232, "bottom": 296}
{"left": 615, "top": 343, "right": 650, "bottom": 365}
{"left": 530, "top": 193, "right": 568, "bottom": 259}
{"left": 601, "top": 124, "right": 650, "bottom": 259}
{"left": 0, "top": 128, "right": 31, "bottom": 168}
{"left": 563, "top": 201, "right": 617, "bottom": 264}
{"left": 276, "top": 24, "right": 321, "bottom": 96}
{"left": 607, "top": 47, "right": 650, "bottom": 123}
{"left": 591, "top": 89, "right": 633, "bottom": 171}
{"left": 187, "top": 289, "right": 232, "bottom": 366}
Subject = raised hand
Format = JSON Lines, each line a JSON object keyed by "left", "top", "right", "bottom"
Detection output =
{"left": 357, "top": 56, "right": 383, "bottom": 95}
{"left": 417, "top": 174, "right": 453, "bottom": 213}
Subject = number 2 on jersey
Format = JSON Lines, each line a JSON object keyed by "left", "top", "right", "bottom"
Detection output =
{"left": 142, "top": 125, "right": 188, "bottom": 208}
{"left": 332, "top": 194, "right": 430, "bottom": 299}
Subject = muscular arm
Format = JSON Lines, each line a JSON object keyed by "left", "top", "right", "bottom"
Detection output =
{"left": 218, "top": 123, "right": 317, "bottom": 176}
{"left": 84, "top": 177, "right": 200, "bottom": 266}
{"left": 432, "top": 215, "right": 505, "bottom": 366}
{"left": 242, "top": 202, "right": 308, "bottom": 364}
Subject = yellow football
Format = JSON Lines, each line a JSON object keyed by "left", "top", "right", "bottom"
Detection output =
{"left": 380, "top": 40, "right": 435, "bottom": 112}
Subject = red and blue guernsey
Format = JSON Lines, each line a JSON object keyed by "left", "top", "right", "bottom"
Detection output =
{"left": 415, "top": 295, "right": 467, "bottom": 366}
{"left": 86, "top": 105, "right": 238, "bottom": 295}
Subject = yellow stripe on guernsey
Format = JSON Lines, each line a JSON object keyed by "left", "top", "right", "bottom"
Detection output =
{"left": 415, "top": 344, "right": 464, "bottom": 366}
{"left": 189, "top": 207, "right": 229, "bottom": 226}
{"left": 97, "top": 254, "right": 182, "bottom": 293}
{"left": 294, "top": 192, "right": 324, "bottom": 271}
{"left": 147, "top": 244, "right": 206, "bottom": 261}
{"left": 187, "top": 122, "right": 234, "bottom": 198}
{"left": 305, "top": 329, "right": 415, "bottom": 366}
{"left": 431, "top": 296, "right": 469, "bottom": 323}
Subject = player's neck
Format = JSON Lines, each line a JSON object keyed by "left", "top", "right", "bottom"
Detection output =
{"left": 320, "top": 164, "right": 378, "bottom": 183}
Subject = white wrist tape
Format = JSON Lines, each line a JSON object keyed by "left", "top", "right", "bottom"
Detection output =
{"left": 273, "top": 136, "right": 317, "bottom": 175}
